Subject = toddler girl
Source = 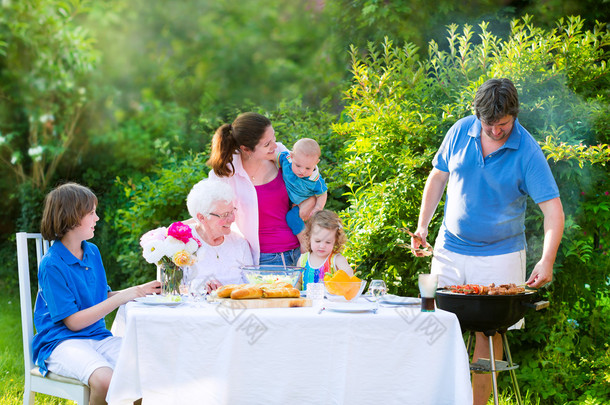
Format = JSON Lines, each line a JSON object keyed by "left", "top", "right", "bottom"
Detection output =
{"left": 297, "top": 210, "right": 353, "bottom": 290}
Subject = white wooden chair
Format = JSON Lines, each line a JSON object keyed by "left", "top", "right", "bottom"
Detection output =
{"left": 17, "top": 232, "right": 90, "bottom": 405}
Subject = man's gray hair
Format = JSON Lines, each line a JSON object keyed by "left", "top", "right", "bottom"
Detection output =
{"left": 186, "top": 179, "right": 234, "bottom": 221}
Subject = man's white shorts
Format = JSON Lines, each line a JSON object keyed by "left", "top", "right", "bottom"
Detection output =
{"left": 46, "top": 336, "right": 122, "bottom": 385}
{"left": 431, "top": 246, "right": 526, "bottom": 329}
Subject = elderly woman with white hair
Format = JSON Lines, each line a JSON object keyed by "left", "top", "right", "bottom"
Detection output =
{"left": 184, "top": 179, "right": 253, "bottom": 291}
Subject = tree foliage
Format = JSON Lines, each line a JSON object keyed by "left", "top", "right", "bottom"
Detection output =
{"left": 83, "top": 0, "right": 345, "bottom": 119}
{"left": 327, "top": 0, "right": 610, "bottom": 55}
{"left": 0, "top": 0, "right": 99, "bottom": 190}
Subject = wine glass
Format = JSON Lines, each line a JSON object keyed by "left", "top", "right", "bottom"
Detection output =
{"left": 189, "top": 279, "right": 208, "bottom": 306}
{"left": 368, "top": 280, "right": 387, "bottom": 302}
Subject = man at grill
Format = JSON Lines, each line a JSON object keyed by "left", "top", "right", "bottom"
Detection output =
{"left": 411, "top": 78, "right": 565, "bottom": 405}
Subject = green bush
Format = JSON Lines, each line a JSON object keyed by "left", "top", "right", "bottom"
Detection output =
{"left": 331, "top": 40, "right": 447, "bottom": 291}
{"left": 510, "top": 290, "right": 610, "bottom": 404}
{"left": 100, "top": 152, "right": 206, "bottom": 287}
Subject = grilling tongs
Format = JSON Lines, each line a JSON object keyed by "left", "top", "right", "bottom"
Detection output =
{"left": 397, "top": 228, "right": 434, "bottom": 257}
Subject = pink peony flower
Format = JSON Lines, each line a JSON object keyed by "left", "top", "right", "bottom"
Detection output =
{"left": 167, "top": 221, "right": 194, "bottom": 244}
{"left": 141, "top": 223, "right": 199, "bottom": 269}
{"left": 605, "top": 191, "right": 609, "bottom": 196}
{"left": 140, "top": 227, "right": 167, "bottom": 247}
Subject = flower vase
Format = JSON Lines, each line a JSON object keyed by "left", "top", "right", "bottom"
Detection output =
{"left": 158, "top": 263, "right": 184, "bottom": 297}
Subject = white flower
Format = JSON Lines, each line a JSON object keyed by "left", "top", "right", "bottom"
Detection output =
{"left": 142, "top": 239, "right": 166, "bottom": 264}
{"left": 39, "top": 114, "right": 54, "bottom": 123}
{"left": 185, "top": 239, "right": 198, "bottom": 254}
{"left": 28, "top": 145, "right": 44, "bottom": 161}
{"left": 164, "top": 236, "right": 186, "bottom": 257}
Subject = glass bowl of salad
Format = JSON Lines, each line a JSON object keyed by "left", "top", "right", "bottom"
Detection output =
{"left": 241, "top": 265, "right": 303, "bottom": 288}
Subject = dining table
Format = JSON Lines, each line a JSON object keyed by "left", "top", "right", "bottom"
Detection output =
{"left": 106, "top": 296, "right": 473, "bottom": 405}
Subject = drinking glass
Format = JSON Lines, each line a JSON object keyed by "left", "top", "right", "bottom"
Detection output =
{"left": 307, "top": 282, "right": 325, "bottom": 308}
{"left": 189, "top": 279, "right": 208, "bottom": 305}
{"left": 418, "top": 273, "right": 438, "bottom": 312}
{"left": 368, "top": 280, "right": 387, "bottom": 302}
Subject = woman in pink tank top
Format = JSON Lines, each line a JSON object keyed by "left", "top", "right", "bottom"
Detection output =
{"left": 207, "top": 112, "right": 310, "bottom": 266}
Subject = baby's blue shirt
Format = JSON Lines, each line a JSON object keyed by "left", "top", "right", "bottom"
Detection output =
{"left": 277, "top": 151, "right": 328, "bottom": 205}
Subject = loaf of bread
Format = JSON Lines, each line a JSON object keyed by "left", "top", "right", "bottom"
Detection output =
{"left": 230, "top": 285, "right": 264, "bottom": 299}
{"left": 262, "top": 287, "right": 300, "bottom": 298}
{"left": 268, "top": 282, "right": 293, "bottom": 289}
{"left": 216, "top": 284, "right": 244, "bottom": 298}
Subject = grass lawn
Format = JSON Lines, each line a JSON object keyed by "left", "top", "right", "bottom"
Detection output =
{"left": 0, "top": 290, "right": 29, "bottom": 405}
{"left": 0, "top": 287, "right": 117, "bottom": 405}
{"left": 0, "top": 289, "right": 69, "bottom": 404}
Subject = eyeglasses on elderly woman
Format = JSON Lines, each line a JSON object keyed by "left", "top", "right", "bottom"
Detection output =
{"left": 208, "top": 207, "right": 237, "bottom": 219}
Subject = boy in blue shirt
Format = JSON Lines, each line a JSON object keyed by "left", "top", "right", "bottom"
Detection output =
{"left": 32, "top": 182, "right": 160, "bottom": 404}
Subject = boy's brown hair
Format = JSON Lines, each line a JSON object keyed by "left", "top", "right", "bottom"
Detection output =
{"left": 41, "top": 182, "right": 98, "bottom": 240}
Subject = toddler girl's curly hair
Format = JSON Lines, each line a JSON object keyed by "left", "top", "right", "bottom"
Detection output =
{"left": 303, "top": 210, "right": 347, "bottom": 254}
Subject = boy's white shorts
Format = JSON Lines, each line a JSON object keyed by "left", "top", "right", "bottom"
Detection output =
{"left": 45, "top": 335, "right": 122, "bottom": 385}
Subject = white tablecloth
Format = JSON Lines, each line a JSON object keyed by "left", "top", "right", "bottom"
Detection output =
{"left": 107, "top": 299, "right": 472, "bottom": 405}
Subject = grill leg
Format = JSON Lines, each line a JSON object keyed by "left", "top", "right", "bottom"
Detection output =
{"left": 488, "top": 334, "right": 500, "bottom": 405}
{"left": 502, "top": 333, "right": 523, "bottom": 405}
{"left": 466, "top": 331, "right": 474, "bottom": 356}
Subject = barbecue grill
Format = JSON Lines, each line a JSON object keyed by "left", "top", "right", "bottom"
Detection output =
{"left": 436, "top": 289, "right": 549, "bottom": 405}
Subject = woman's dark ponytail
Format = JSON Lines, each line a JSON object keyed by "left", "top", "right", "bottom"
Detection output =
{"left": 208, "top": 123, "right": 238, "bottom": 177}
{"left": 207, "top": 112, "right": 272, "bottom": 177}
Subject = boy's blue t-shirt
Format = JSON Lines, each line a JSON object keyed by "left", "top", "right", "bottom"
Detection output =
{"left": 277, "top": 151, "right": 328, "bottom": 205}
{"left": 433, "top": 115, "right": 560, "bottom": 256}
{"left": 32, "top": 240, "right": 112, "bottom": 375}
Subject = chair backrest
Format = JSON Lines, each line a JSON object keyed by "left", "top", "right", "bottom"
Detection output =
{"left": 17, "top": 232, "right": 51, "bottom": 374}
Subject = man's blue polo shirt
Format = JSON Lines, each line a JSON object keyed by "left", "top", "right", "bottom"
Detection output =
{"left": 32, "top": 240, "right": 112, "bottom": 375}
{"left": 433, "top": 115, "right": 559, "bottom": 256}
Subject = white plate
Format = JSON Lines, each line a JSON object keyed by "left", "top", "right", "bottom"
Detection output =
{"left": 324, "top": 302, "right": 377, "bottom": 313}
{"left": 378, "top": 295, "right": 420, "bottom": 305}
{"left": 134, "top": 295, "right": 182, "bottom": 306}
